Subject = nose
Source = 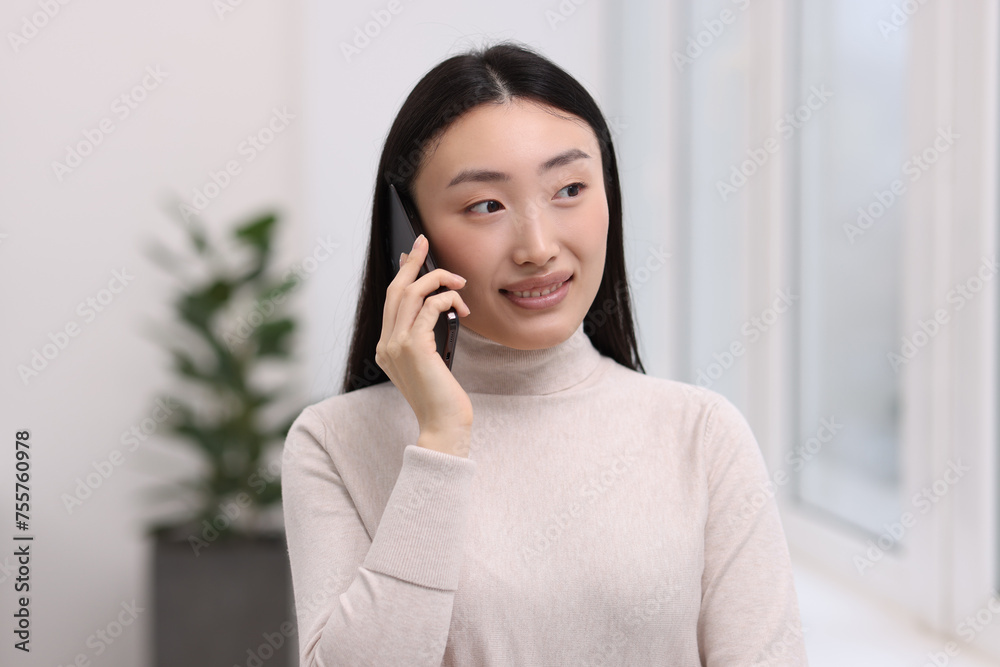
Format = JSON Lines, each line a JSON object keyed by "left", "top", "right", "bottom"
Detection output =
{"left": 510, "top": 199, "right": 560, "bottom": 266}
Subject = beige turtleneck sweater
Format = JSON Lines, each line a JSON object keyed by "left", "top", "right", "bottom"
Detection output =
{"left": 281, "top": 322, "right": 809, "bottom": 666}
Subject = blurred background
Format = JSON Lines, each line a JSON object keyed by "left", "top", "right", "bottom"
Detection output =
{"left": 1, "top": 0, "right": 998, "bottom": 665}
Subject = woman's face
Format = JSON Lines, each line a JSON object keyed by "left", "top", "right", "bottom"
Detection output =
{"left": 410, "top": 98, "right": 609, "bottom": 350}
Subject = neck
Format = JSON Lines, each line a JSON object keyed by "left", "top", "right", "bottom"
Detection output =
{"left": 449, "top": 322, "right": 604, "bottom": 396}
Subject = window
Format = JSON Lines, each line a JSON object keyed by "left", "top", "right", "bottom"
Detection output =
{"left": 792, "top": 0, "right": 906, "bottom": 539}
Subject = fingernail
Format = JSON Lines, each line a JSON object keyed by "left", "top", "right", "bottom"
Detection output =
{"left": 399, "top": 252, "right": 406, "bottom": 265}
{"left": 414, "top": 233, "right": 425, "bottom": 248}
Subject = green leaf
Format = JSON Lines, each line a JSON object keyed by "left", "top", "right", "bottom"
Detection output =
{"left": 246, "top": 389, "right": 282, "bottom": 410}
{"left": 255, "top": 319, "right": 295, "bottom": 357}
{"left": 208, "top": 339, "right": 247, "bottom": 393}
{"left": 169, "top": 349, "right": 209, "bottom": 383}
{"left": 265, "top": 275, "right": 300, "bottom": 300}
{"left": 170, "top": 418, "right": 229, "bottom": 461}
{"left": 178, "top": 279, "right": 234, "bottom": 328}
{"left": 191, "top": 228, "right": 207, "bottom": 254}
{"left": 234, "top": 213, "right": 277, "bottom": 253}
{"left": 255, "top": 479, "right": 282, "bottom": 505}
{"left": 179, "top": 214, "right": 210, "bottom": 256}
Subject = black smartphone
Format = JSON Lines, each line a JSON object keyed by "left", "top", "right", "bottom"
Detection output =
{"left": 386, "top": 183, "right": 460, "bottom": 370}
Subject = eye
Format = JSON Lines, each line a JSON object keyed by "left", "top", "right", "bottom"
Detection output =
{"left": 467, "top": 199, "right": 504, "bottom": 215}
{"left": 555, "top": 182, "right": 587, "bottom": 199}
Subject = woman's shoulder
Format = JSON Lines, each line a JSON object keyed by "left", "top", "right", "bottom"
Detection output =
{"left": 596, "top": 359, "right": 755, "bottom": 441}
{"left": 600, "top": 358, "right": 735, "bottom": 411}
{"left": 308, "top": 380, "right": 400, "bottom": 414}
{"left": 285, "top": 381, "right": 408, "bottom": 447}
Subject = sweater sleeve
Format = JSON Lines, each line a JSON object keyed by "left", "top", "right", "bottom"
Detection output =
{"left": 696, "top": 396, "right": 809, "bottom": 666}
{"left": 281, "top": 405, "right": 477, "bottom": 666}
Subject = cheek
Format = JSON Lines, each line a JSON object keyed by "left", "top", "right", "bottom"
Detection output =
{"left": 579, "top": 201, "right": 609, "bottom": 268}
{"left": 581, "top": 242, "right": 608, "bottom": 290}
{"left": 433, "top": 236, "right": 490, "bottom": 283}
{"left": 427, "top": 234, "right": 467, "bottom": 273}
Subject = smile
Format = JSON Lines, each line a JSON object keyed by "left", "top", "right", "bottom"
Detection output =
{"left": 507, "top": 281, "right": 565, "bottom": 298}
{"left": 500, "top": 277, "right": 572, "bottom": 309}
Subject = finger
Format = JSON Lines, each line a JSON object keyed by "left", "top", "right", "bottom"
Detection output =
{"left": 381, "top": 235, "right": 429, "bottom": 340}
{"left": 392, "top": 269, "right": 468, "bottom": 336}
{"left": 410, "top": 290, "right": 471, "bottom": 349}
{"left": 428, "top": 287, "right": 470, "bottom": 316}
{"left": 398, "top": 234, "right": 427, "bottom": 279}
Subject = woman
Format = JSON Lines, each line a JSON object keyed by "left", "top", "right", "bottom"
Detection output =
{"left": 282, "top": 40, "right": 808, "bottom": 666}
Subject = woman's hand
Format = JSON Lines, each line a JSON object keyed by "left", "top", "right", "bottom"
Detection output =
{"left": 376, "top": 233, "right": 473, "bottom": 458}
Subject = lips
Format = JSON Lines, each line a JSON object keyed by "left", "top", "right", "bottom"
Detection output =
{"left": 501, "top": 277, "right": 571, "bottom": 309}
{"left": 505, "top": 280, "right": 567, "bottom": 298}
{"left": 500, "top": 271, "right": 573, "bottom": 296}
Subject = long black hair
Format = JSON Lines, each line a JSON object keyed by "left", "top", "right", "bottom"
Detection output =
{"left": 341, "top": 40, "right": 645, "bottom": 394}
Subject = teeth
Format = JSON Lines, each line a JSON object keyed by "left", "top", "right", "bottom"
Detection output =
{"left": 511, "top": 281, "right": 564, "bottom": 298}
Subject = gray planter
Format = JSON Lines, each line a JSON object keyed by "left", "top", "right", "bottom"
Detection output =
{"left": 153, "top": 529, "right": 297, "bottom": 667}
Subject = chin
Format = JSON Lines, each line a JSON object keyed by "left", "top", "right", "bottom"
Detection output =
{"left": 473, "top": 318, "right": 579, "bottom": 350}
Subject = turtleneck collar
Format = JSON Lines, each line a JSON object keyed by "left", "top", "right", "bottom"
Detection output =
{"left": 449, "top": 321, "right": 605, "bottom": 396}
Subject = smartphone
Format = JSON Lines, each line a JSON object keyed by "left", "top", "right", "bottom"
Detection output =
{"left": 386, "top": 183, "right": 460, "bottom": 370}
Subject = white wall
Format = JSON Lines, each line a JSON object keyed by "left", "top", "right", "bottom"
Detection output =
{"left": 1, "top": 1, "right": 302, "bottom": 665}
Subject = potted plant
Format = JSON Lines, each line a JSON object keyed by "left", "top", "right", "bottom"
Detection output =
{"left": 141, "top": 209, "right": 304, "bottom": 667}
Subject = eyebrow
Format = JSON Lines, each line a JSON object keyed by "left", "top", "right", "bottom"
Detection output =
{"left": 446, "top": 148, "right": 591, "bottom": 188}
